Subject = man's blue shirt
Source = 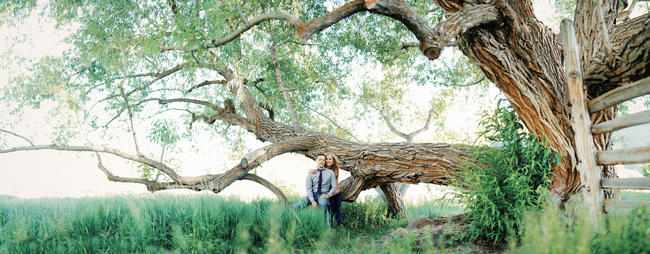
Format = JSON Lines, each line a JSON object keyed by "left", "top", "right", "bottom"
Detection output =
{"left": 305, "top": 167, "right": 338, "bottom": 201}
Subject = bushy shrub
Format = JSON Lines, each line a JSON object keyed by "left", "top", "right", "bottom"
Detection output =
{"left": 460, "top": 102, "right": 561, "bottom": 244}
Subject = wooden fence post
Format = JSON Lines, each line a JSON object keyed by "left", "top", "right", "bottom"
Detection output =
{"left": 561, "top": 19, "right": 602, "bottom": 229}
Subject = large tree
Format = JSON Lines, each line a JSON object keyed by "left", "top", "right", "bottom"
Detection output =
{"left": 1, "top": 0, "right": 647, "bottom": 207}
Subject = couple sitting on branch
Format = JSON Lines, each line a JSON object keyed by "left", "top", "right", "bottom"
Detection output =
{"left": 293, "top": 153, "right": 343, "bottom": 225}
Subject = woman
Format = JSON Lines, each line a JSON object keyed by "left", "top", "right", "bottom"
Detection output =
{"left": 309, "top": 153, "right": 343, "bottom": 225}
{"left": 326, "top": 153, "right": 343, "bottom": 225}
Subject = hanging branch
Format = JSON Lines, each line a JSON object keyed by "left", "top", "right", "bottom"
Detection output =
{"left": 302, "top": 103, "right": 362, "bottom": 142}
{"left": 270, "top": 43, "right": 301, "bottom": 128}
{"left": 118, "top": 85, "right": 142, "bottom": 155}
{"left": 0, "top": 129, "right": 35, "bottom": 146}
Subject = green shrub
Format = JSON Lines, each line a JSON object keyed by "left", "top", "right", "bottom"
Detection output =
{"left": 460, "top": 102, "right": 561, "bottom": 244}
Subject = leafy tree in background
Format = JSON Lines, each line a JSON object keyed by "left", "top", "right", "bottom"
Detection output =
{"left": 0, "top": 0, "right": 647, "bottom": 212}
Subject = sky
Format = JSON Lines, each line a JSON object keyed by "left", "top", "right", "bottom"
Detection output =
{"left": 0, "top": 1, "right": 647, "bottom": 201}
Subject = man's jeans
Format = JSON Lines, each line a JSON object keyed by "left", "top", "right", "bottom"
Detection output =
{"left": 293, "top": 193, "right": 330, "bottom": 212}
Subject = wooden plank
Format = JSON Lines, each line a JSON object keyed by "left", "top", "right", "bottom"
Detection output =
{"left": 604, "top": 199, "right": 650, "bottom": 213}
{"left": 589, "top": 77, "right": 650, "bottom": 113}
{"left": 592, "top": 110, "right": 650, "bottom": 135}
{"left": 601, "top": 177, "right": 650, "bottom": 189}
{"left": 561, "top": 19, "right": 602, "bottom": 227}
{"left": 597, "top": 146, "right": 650, "bottom": 165}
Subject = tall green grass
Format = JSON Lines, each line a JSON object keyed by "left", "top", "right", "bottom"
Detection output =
{"left": 511, "top": 196, "right": 650, "bottom": 254}
{"left": 0, "top": 195, "right": 326, "bottom": 253}
{"left": 0, "top": 194, "right": 462, "bottom": 253}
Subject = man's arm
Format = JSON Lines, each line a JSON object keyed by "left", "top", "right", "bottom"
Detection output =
{"left": 306, "top": 174, "right": 315, "bottom": 202}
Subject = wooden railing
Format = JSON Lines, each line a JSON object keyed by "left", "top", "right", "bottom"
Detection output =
{"left": 561, "top": 19, "right": 650, "bottom": 226}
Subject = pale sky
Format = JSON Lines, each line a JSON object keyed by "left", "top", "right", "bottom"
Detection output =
{"left": 0, "top": 1, "right": 647, "bottom": 201}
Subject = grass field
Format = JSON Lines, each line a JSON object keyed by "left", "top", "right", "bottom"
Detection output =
{"left": 1, "top": 193, "right": 648, "bottom": 253}
{"left": 0, "top": 194, "right": 462, "bottom": 253}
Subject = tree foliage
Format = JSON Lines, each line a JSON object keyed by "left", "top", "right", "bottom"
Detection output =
{"left": 0, "top": 0, "right": 486, "bottom": 158}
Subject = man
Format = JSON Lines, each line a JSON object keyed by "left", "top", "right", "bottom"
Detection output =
{"left": 293, "top": 154, "right": 338, "bottom": 213}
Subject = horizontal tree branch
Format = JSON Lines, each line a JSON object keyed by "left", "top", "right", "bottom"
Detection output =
{"left": 0, "top": 144, "right": 183, "bottom": 182}
{"left": 211, "top": 13, "right": 301, "bottom": 48}
{"left": 158, "top": 98, "right": 224, "bottom": 113}
{"left": 185, "top": 80, "right": 228, "bottom": 94}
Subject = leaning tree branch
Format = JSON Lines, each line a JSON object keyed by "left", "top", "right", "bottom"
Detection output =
{"left": 94, "top": 152, "right": 181, "bottom": 191}
{"left": 408, "top": 105, "right": 438, "bottom": 138}
{"left": 378, "top": 109, "right": 410, "bottom": 140}
{"left": 183, "top": 134, "right": 321, "bottom": 194}
{"left": 421, "top": 4, "right": 500, "bottom": 60}
{"left": 297, "top": 0, "right": 366, "bottom": 40}
{"left": 0, "top": 129, "right": 35, "bottom": 146}
{"left": 239, "top": 173, "right": 288, "bottom": 205}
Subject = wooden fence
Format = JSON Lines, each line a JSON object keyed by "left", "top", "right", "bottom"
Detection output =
{"left": 561, "top": 19, "right": 650, "bottom": 226}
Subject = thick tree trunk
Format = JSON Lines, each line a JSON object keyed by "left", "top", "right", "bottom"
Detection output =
{"left": 455, "top": 5, "right": 579, "bottom": 202}
{"left": 446, "top": 0, "right": 643, "bottom": 203}
{"left": 379, "top": 183, "right": 407, "bottom": 218}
